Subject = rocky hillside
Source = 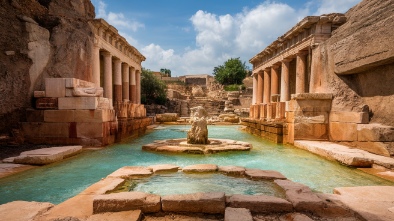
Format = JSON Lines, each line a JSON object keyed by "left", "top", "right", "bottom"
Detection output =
{"left": 0, "top": 0, "right": 95, "bottom": 134}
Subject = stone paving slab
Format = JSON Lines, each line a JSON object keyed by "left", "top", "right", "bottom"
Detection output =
{"left": 86, "top": 210, "right": 142, "bottom": 221}
{"left": 334, "top": 186, "right": 394, "bottom": 221}
{"left": 147, "top": 164, "right": 179, "bottom": 173}
{"left": 107, "top": 166, "right": 153, "bottom": 178}
{"left": 11, "top": 146, "right": 82, "bottom": 165}
{"left": 227, "top": 194, "right": 293, "bottom": 213}
{"left": 0, "top": 201, "right": 54, "bottom": 221}
{"left": 161, "top": 192, "right": 226, "bottom": 214}
{"left": 224, "top": 207, "right": 253, "bottom": 221}
{"left": 294, "top": 140, "right": 394, "bottom": 168}
{"left": 0, "top": 163, "right": 37, "bottom": 179}
{"left": 245, "top": 168, "right": 287, "bottom": 180}
{"left": 182, "top": 164, "right": 218, "bottom": 173}
{"left": 218, "top": 165, "right": 246, "bottom": 176}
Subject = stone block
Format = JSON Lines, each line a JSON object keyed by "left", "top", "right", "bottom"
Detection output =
{"left": 274, "top": 179, "right": 324, "bottom": 213}
{"left": 330, "top": 111, "right": 369, "bottom": 124}
{"left": 21, "top": 122, "right": 69, "bottom": 138}
{"left": 161, "top": 192, "right": 226, "bottom": 214}
{"left": 45, "top": 78, "right": 66, "bottom": 97}
{"left": 294, "top": 123, "right": 328, "bottom": 140}
{"left": 147, "top": 164, "right": 179, "bottom": 173}
{"left": 0, "top": 201, "right": 54, "bottom": 221}
{"left": 35, "top": 97, "right": 58, "bottom": 109}
{"left": 287, "top": 98, "right": 331, "bottom": 112}
{"left": 107, "top": 166, "right": 153, "bottom": 179}
{"left": 357, "top": 124, "right": 394, "bottom": 142}
{"left": 245, "top": 168, "right": 287, "bottom": 180}
{"left": 74, "top": 109, "right": 115, "bottom": 123}
{"left": 13, "top": 146, "right": 82, "bottom": 165}
{"left": 44, "top": 110, "right": 75, "bottom": 122}
{"left": 353, "top": 141, "right": 391, "bottom": 157}
{"left": 76, "top": 122, "right": 105, "bottom": 138}
{"left": 86, "top": 210, "right": 142, "bottom": 221}
{"left": 33, "top": 91, "right": 45, "bottom": 98}
{"left": 218, "top": 166, "right": 246, "bottom": 176}
{"left": 58, "top": 97, "right": 99, "bottom": 110}
{"left": 65, "top": 78, "right": 80, "bottom": 88}
{"left": 330, "top": 122, "right": 357, "bottom": 141}
{"left": 182, "top": 164, "right": 218, "bottom": 173}
{"left": 227, "top": 194, "right": 293, "bottom": 213}
{"left": 26, "top": 109, "right": 44, "bottom": 122}
{"left": 97, "top": 97, "right": 112, "bottom": 110}
{"left": 224, "top": 207, "right": 253, "bottom": 221}
{"left": 276, "top": 102, "right": 286, "bottom": 119}
{"left": 290, "top": 111, "right": 328, "bottom": 124}
{"left": 93, "top": 192, "right": 161, "bottom": 213}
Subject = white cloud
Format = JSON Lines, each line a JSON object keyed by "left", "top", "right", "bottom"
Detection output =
{"left": 313, "top": 0, "right": 361, "bottom": 15}
{"left": 95, "top": 0, "right": 144, "bottom": 33}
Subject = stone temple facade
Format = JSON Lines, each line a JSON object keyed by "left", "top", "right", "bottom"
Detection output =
{"left": 243, "top": 0, "right": 394, "bottom": 158}
{"left": 0, "top": 0, "right": 151, "bottom": 146}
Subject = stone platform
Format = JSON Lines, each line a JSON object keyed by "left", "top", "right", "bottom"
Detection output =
{"left": 294, "top": 140, "right": 394, "bottom": 169}
{"left": 142, "top": 138, "right": 252, "bottom": 154}
{"left": 2, "top": 146, "right": 82, "bottom": 165}
{"left": 4, "top": 164, "right": 393, "bottom": 221}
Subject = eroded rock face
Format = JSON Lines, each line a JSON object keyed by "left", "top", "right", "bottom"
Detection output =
{"left": 187, "top": 106, "right": 208, "bottom": 144}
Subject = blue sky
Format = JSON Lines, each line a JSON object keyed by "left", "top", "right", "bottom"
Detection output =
{"left": 91, "top": 0, "right": 361, "bottom": 76}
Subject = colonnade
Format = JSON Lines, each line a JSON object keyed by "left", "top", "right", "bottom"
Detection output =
{"left": 91, "top": 19, "right": 145, "bottom": 106}
{"left": 250, "top": 50, "right": 309, "bottom": 120}
{"left": 93, "top": 49, "right": 141, "bottom": 104}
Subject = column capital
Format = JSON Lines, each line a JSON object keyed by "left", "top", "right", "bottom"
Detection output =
{"left": 122, "top": 62, "right": 129, "bottom": 68}
{"left": 271, "top": 63, "right": 280, "bottom": 69}
{"left": 296, "top": 50, "right": 309, "bottom": 56}
{"left": 264, "top": 67, "right": 271, "bottom": 72}
{"left": 282, "top": 58, "right": 292, "bottom": 63}
{"left": 101, "top": 51, "right": 111, "bottom": 57}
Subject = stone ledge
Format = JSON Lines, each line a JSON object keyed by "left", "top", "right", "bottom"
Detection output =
{"left": 93, "top": 192, "right": 161, "bottom": 213}
{"left": 107, "top": 166, "right": 153, "bottom": 179}
{"left": 245, "top": 168, "right": 287, "bottom": 180}
{"left": 161, "top": 192, "right": 226, "bottom": 214}
{"left": 224, "top": 207, "right": 253, "bottom": 221}
{"left": 294, "top": 140, "right": 394, "bottom": 169}
{"left": 226, "top": 194, "right": 293, "bottom": 213}
{"left": 12, "top": 146, "right": 82, "bottom": 165}
{"left": 291, "top": 93, "right": 333, "bottom": 100}
{"left": 182, "top": 164, "right": 218, "bottom": 173}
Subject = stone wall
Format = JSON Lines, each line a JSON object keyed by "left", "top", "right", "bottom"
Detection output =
{"left": 311, "top": 0, "right": 394, "bottom": 126}
{"left": 0, "top": 0, "right": 95, "bottom": 135}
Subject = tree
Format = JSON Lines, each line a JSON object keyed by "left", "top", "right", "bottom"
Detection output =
{"left": 212, "top": 58, "right": 248, "bottom": 85}
{"left": 141, "top": 68, "right": 167, "bottom": 105}
{"left": 160, "top": 68, "right": 171, "bottom": 77}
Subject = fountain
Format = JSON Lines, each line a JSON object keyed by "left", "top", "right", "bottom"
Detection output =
{"left": 142, "top": 106, "right": 252, "bottom": 154}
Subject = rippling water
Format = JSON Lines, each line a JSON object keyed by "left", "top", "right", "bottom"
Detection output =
{"left": 0, "top": 125, "right": 392, "bottom": 204}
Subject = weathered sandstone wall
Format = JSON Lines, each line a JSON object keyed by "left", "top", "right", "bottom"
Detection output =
{"left": 0, "top": 0, "right": 95, "bottom": 134}
{"left": 312, "top": 0, "right": 394, "bottom": 126}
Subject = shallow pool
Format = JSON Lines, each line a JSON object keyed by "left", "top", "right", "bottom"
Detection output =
{"left": 0, "top": 125, "right": 392, "bottom": 204}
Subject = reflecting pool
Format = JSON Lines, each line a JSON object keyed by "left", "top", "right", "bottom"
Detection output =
{"left": 0, "top": 125, "right": 393, "bottom": 204}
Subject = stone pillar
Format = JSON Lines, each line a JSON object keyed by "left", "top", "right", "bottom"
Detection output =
{"left": 92, "top": 45, "right": 100, "bottom": 87}
{"left": 263, "top": 68, "right": 271, "bottom": 104}
{"left": 102, "top": 51, "right": 112, "bottom": 100}
{"left": 296, "top": 51, "right": 308, "bottom": 94}
{"left": 280, "top": 59, "right": 291, "bottom": 102}
{"left": 256, "top": 71, "right": 263, "bottom": 104}
{"left": 252, "top": 73, "right": 258, "bottom": 104}
{"left": 271, "top": 64, "right": 280, "bottom": 100}
{"left": 136, "top": 70, "right": 141, "bottom": 104}
{"left": 113, "top": 58, "right": 122, "bottom": 102}
{"left": 130, "top": 67, "right": 136, "bottom": 104}
{"left": 122, "top": 63, "right": 129, "bottom": 101}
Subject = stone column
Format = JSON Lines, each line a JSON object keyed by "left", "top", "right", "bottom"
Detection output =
{"left": 136, "top": 70, "right": 141, "bottom": 104}
{"left": 102, "top": 51, "right": 112, "bottom": 100}
{"left": 252, "top": 73, "right": 258, "bottom": 104}
{"left": 122, "top": 63, "right": 129, "bottom": 101}
{"left": 113, "top": 58, "right": 122, "bottom": 102}
{"left": 256, "top": 71, "right": 263, "bottom": 104}
{"left": 92, "top": 45, "right": 101, "bottom": 87}
{"left": 281, "top": 59, "right": 291, "bottom": 102}
{"left": 271, "top": 64, "right": 280, "bottom": 100}
{"left": 130, "top": 67, "right": 136, "bottom": 103}
{"left": 263, "top": 68, "right": 271, "bottom": 104}
{"left": 296, "top": 51, "right": 308, "bottom": 94}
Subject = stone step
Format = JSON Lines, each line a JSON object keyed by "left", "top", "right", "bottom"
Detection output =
{"left": 12, "top": 146, "right": 82, "bottom": 165}
{"left": 226, "top": 194, "right": 293, "bottom": 213}
{"left": 161, "top": 192, "right": 226, "bottom": 214}
{"left": 86, "top": 210, "right": 142, "bottom": 221}
{"left": 224, "top": 207, "right": 252, "bottom": 221}
{"left": 93, "top": 192, "right": 161, "bottom": 213}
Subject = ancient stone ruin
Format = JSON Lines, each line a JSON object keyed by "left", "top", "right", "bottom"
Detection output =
{"left": 187, "top": 106, "right": 209, "bottom": 144}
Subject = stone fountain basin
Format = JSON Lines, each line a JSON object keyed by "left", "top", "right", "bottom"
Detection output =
{"left": 142, "top": 138, "right": 252, "bottom": 154}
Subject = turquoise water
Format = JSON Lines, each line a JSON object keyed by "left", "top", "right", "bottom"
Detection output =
{"left": 0, "top": 125, "right": 393, "bottom": 205}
